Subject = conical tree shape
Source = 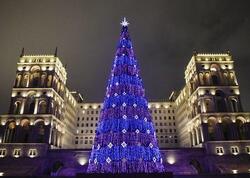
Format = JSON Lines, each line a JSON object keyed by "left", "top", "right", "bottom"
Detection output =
{"left": 87, "top": 18, "right": 165, "bottom": 173}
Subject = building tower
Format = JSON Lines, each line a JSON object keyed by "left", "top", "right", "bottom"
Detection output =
{"left": 87, "top": 18, "right": 165, "bottom": 173}
{"left": 0, "top": 49, "right": 75, "bottom": 149}
{"left": 176, "top": 52, "right": 250, "bottom": 148}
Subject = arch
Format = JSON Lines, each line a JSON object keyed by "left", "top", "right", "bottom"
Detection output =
{"left": 215, "top": 90, "right": 227, "bottom": 112}
{"left": 15, "top": 74, "right": 22, "bottom": 87}
{"left": 30, "top": 65, "right": 41, "bottom": 72}
{"left": 41, "top": 73, "right": 47, "bottom": 87}
{"left": 204, "top": 73, "right": 210, "bottom": 85}
{"left": 190, "top": 159, "right": 203, "bottom": 174}
{"left": 204, "top": 98, "right": 213, "bottom": 113}
{"left": 47, "top": 75, "right": 52, "bottom": 87}
{"left": 20, "top": 119, "right": 30, "bottom": 143}
{"left": 207, "top": 117, "right": 217, "bottom": 141}
{"left": 13, "top": 101, "right": 22, "bottom": 114}
{"left": 38, "top": 100, "right": 47, "bottom": 114}
{"left": 221, "top": 119, "right": 231, "bottom": 140}
{"left": 24, "top": 92, "right": 36, "bottom": 114}
{"left": 34, "top": 121, "right": 45, "bottom": 143}
{"left": 4, "top": 121, "right": 16, "bottom": 143}
{"left": 22, "top": 73, "right": 30, "bottom": 87}
{"left": 210, "top": 64, "right": 221, "bottom": 85}
{"left": 230, "top": 98, "right": 239, "bottom": 112}
{"left": 235, "top": 119, "right": 244, "bottom": 140}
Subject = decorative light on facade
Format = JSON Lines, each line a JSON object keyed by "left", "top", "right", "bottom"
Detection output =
{"left": 167, "top": 156, "right": 176, "bottom": 164}
{"left": 78, "top": 157, "right": 87, "bottom": 166}
{"left": 0, "top": 172, "right": 4, "bottom": 176}
{"left": 232, "top": 170, "right": 238, "bottom": 174}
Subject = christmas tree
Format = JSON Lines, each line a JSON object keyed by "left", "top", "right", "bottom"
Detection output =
{"left": 87, "top": 18, "right": 165, "bottom": 173}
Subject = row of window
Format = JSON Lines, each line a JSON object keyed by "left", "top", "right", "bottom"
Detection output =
{"left": 155, "top": 122, "right": 176, "bottom": 126}
{"left": 156, "top": 129, "right": 177, "bottom": 133}
{"left": 77, "top": 116, "right": 176, "bottom": 122}
{"left": 215, "top": 146, "right": 250, "bottom": 155}
{"left": 0, "top": 148, "right": 38, "bottom": 158}
{"left": 150, "top": 109, "right": 175, "bottom": 114}
{"left": 77, "top": 123, "right": 98, "bottom": 127}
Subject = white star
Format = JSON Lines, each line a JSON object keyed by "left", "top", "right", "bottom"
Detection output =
{"left": 112, "top": 104, "right": 116, "bottom": 108}
{"left": 115, "top": 82, "right": 119, "bottom": 86}
{"left": 135, "top": 129, "right": 140, "bottom": 134}
{"left": 122, "top": 102, "right": 126, "bottom": 107}
{"left": 144, "top": 117, "right": 147, "bottom": 122}
{"left": 134, "top": 115, "right": 138, "bottom": 119}
{"left": 97, "top": 144, "right": 100, "bottom": 150}
{"left": 114, "top": 93, "right": 118, "bottom": 96}
{"left": 122, "top": 129, "right": 127, "bottom": 133}
{"left": 153, "top": 157, "right": 156, "bottom": 163}
{"left": 123, "top": 92, "right": 126, "bottom": 95}
{"left": 108, "top": 142, "right": 113, "bottom": 148}
{"left": 106, "top": 157, "right": 112, "bottom": 164}
{"left": 120, "top": 17, "right": 129, "bottom": 27}
{"left": 149, "top": 143, "right": 153, "bottom": 148}
{"left": 146, "top": 129, "right": 150, "bottom": 134}
{"left": 94, "top": 158, "right": 97, "bottom": 164}
{"left": 123, "top": 115, "right": 127, "bottom": 119}
{"left": 121, "top": 141, "right": 127, "bottom": 148}
{"left": 133, "top": 103, "right": 137, "bottom": 107}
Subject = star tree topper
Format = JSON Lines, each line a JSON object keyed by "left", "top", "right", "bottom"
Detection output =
{"left": 120, "top": 17, "right": 129, "bottom": 27}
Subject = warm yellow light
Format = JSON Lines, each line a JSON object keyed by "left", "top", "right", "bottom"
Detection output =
{"left": 0, "top": 172, "right": 4, "bottom": 176}
{"left": 78, "top": 157, "right": 87, "bottom": 166}
{"left": 167, "top": 156, "right": 176, "bottom": 164}
{"left": 232, "top": 170, "right": 238, "bottom": 174}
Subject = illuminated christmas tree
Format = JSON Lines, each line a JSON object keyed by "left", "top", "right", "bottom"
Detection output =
{"left": 87, "top": 18, "right": 165, "bottom": 173}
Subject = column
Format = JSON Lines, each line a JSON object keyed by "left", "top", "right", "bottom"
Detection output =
{"left": 195, "top": 128, "right": 200, "bottom": 144}
{"left": 33, "top": 99, "right": 39, "bottom": 114}
{"left": 20, "top": 99, "right": 25, "bottom": 114}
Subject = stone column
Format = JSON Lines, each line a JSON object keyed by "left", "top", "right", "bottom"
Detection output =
{"left": 33, "top": 99, "right": 39, "bottom": 114}
{"left": 44, "top": 124, "right": 51, "bottom": 144}
{"left": 0, "top": 125, "right": 6, "bottom": 143}
{"left": 195, "top": 127, "right": 200, "bottom": 144}
{"left": 20, "top": 99, "right": 25, "bottom": 114}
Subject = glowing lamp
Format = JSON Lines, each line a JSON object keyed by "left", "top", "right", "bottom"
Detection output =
{"left": 167, "top": 156, "right": 176, "bottom": 165}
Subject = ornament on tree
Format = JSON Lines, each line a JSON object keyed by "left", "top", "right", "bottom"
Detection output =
{"left": 87, "top": 17, "right": 165, "bottom": 173}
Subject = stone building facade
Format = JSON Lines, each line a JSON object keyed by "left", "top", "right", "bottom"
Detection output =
{"left": 0, "top": 51, "right": 250, "bottom": 176}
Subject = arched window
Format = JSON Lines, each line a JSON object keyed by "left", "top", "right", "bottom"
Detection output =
{"left": 38, "top": 101, "right": 47, "bottom": 114}
{"left": 215, "top": 90, "right": 227, "bottom": 112}
{"left": 208, "top": 119, "right": 216, "bottom": 141}
{"left": 24, "top": 94, "right": 36, "bottom": 114}
{"left": 47, "top": 75, "right": 52, "bottom": 87}
{"left": 5, "top": 122, "right": 16, "bottom": 143}
{"left": 36, "top": 122, "right": 45, "bottom": 143}
{"left": 22, "top": 74, "right": 29, "bottom": 87}
{"left": 21, "top": 120, "right": 30, "bottom": 143}
{"left": 221, "top": 121, "right": 230, "bottom": 140}
{"left": 13, "top": 101, "right": 21, "bottom": 114}
{"left": 211, "top": 75, "right": 219, "bottom": 85}
{"left": 230, "top": 98, "right": 238, "bottom": 112}
{"left": 236, "top": 119, "right": 244, "bottom": 140}
{"left": 41, "top": 73, "right": 47, "bottom": 87}
{"left": 204, "top": 99, "right": 213, "bottom": 113}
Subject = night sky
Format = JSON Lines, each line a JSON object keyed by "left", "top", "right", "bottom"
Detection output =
{"left": 0, "top": 0, "right": 250, "bottom": 114}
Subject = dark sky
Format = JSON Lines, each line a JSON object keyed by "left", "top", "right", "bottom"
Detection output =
{"left": 0, "top": 0, "right": 250, "bottom": 114}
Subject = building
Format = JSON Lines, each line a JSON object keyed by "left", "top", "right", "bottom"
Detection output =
{"left": 0, "top": 51, "right": 250, "bottom": 176}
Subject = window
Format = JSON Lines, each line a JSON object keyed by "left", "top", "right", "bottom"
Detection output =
{"left": 0, "top": 149, "right": 7, "bottom": 157}
{"left": 28, "top": 149, "right": 37, "bottom": 158}
{"left": 231, "top": 146, "right": 239, "bottom": 155}
{"left": 215, "top": 147, "right": 224, "bottom": 155}
{"left": 246, "top": 146, "right": 250, "bottom": 154}
{"left": 13, "top": 149, "right": 21, "bottom": 157}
